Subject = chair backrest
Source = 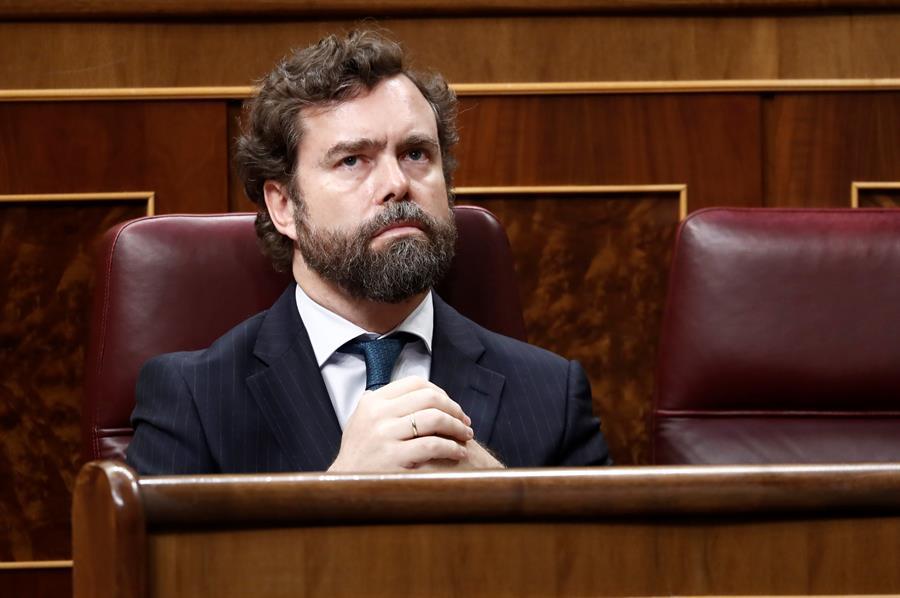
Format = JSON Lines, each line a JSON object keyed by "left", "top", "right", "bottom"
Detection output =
{"left": 653, "top": 208, "right": 900, "bottom": 464}
{"left": 82, "top": 206, "right": 526, "bottom": 462}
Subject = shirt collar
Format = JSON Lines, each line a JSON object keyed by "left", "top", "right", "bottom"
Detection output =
{"left": 294, "top": 283, "right": 434, "bottom": 367}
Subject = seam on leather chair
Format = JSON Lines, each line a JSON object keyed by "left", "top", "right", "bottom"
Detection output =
{"left": 650, "top": 207, "right": 709, "bottom": 463}
{"left": 655, "top": 409, "right": 900, "bottom": 417}
{"left": 91, "top": 221, "right": 132, "bottom": 459}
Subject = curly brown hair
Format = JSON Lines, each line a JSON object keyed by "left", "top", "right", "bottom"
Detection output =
{"left": 234, "top": 30, "right": 459, "bottom": 272}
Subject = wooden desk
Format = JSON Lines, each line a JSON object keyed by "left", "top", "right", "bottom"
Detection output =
{"left": 73, "top": 462, "right": 900, "bottom": 597}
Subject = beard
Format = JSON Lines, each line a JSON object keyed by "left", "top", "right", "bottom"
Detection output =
{"left": 293, "top": 199, "right": 457, "bottom": 304}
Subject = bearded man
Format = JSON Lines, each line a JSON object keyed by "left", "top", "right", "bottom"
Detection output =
{"left": 126, "top": 30, "right": 610, "bottom": 474}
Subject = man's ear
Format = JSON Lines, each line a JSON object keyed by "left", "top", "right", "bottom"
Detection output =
{"left": 263, "top": 180, "right": 299, "bottom": 241}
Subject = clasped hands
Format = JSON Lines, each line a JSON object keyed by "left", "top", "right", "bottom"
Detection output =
{"left": 328, "top": 376, "right": 503, "bottom": 472}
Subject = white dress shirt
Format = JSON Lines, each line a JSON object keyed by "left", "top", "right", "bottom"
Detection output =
{"left": 294, "top": 284, "right": 433, "bottom": 429}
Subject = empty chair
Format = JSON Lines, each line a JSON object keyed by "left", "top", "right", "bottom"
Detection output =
{"left": 653, "top": 208, "right": 900, "bottom": 464}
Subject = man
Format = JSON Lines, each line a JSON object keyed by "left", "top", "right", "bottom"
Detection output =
{"left": 127, "top": 30, "right": 610, "bottom": 474}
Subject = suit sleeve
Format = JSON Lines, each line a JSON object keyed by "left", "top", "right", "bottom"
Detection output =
{"left": 555, "top": 360, "right": 613, "bottom": 466}
{"left": 126, "top": 353, "right": 217, "bottom": 475}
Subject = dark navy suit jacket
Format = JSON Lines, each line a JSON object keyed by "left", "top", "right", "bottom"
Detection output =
{"left": 126, "top": 285, "right": 610, "bottom": 474}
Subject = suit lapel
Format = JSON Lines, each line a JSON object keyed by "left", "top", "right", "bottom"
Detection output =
{"left": 429, "top": 295, "right": 505, "bottom": 444}
{"left": 246, "top": 285, "right": 342, "bottom": 471}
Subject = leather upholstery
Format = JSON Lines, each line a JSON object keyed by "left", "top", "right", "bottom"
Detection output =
{"left": 653, "top": 208, "right": 900, "bottom": 464}
{"left": 82, "top": 207, "right": 526, "bottom": 462}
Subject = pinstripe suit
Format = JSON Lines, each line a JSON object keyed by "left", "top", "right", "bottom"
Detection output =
{"left": 126, "top": 285, "right": 610, "bottom": 474}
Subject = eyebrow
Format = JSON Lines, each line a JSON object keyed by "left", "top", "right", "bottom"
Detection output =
{"left": 319, "top": 134, "right": 440, "bottom": 166}
{"left": 320, "top": 138, "right": 384, "bottom": 167}
{"left": 398, "top": 134, "right": 440, "bottom": 155}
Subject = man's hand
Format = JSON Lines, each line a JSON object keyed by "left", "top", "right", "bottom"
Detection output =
{"left": 414, "top": 440, "right": 505, "bottom": 471}
{"left": 328, "top": 376, "right": 474, "bottom": 472}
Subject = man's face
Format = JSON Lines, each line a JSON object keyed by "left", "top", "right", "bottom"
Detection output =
{"left": 289, "top": 74, "right": 456, "bottom": 303}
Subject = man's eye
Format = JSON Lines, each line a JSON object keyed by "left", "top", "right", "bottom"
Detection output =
{"left": 341, "top": 156, "right": 358, "bottom": 167}
{"left": 407, "top": 149, "right": 426, "bottom": 161}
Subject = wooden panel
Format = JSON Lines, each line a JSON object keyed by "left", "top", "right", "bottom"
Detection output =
{"left": 764, "top": 92, "right": 900, "bottom": 207}
{"left": 227, "top": 101, "right": 255, "bottom": 213}
{"left": 0, "top": 101, "right": 228, "bottom": 563}
{"left": 1, "top": 13, "right": 899, "bottom": 89}
{"left": 0, "top": 199, "right": 149, "bottom": 561}
{"left": 454, "top": 93, "right": 762, "bottom": 210}
{"left": 0, "top": 567, "right": 72, "bottom": 598}
{"left": 146, "top": 514, "right": 900, "bottom": 597}
{"left": 224, "top": 93, "right": 761, "bottom": 211}
{"left": 72, "top": 462, "right": 900, "bottom": 597}
{"left": 3, "top": 0, "right": 898, "bottom": 19}
{"left": 458, "top": 191, "right": 681, "bottom": 465}
{"left": 855, "top": 182, "right": 900, "bottom": 208}
{"left": 0, "top": 101, "right": 228, "bottom": 213}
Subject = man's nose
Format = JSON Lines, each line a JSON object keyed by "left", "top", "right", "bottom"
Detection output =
{"left": 376, "top": 156, "right": 410, "bottom": 204}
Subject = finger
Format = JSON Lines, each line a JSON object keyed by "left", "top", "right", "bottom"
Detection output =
{"left": 384, "top": 387, "right": 470, "bottom": 424}
{"left": 412, "top": 458, "right": 464, "bottom": 471}
{"left": 399, "top": 437, "right": 467, "bottom": 468}
{"left": 369, "top": 375, "right": 434, "bottom": 399}
{"left": 402, "top": 409, "right": 473, "bottom": 443}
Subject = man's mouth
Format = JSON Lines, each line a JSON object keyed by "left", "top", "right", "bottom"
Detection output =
{"left": 371, "top": 219, "right": 427, "bottom": 241}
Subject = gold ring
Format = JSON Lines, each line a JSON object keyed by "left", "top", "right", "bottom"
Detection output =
{"left": 410, "top": 414, "right": 419, "bottom": 438}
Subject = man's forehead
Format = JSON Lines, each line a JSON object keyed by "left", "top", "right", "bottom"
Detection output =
{"left": 297, "top": 75, "right": 438, "bottom": 141}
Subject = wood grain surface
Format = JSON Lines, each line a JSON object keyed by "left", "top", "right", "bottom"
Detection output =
{"left": 0, "top": 101, "right": 228, "bottom": 562}
{"left": 453, "top": 93, "right": 762, "bottom": 208}
{"left": 71, "top": 461, "right": 900, "bottom": 597}
{"left": 72, "top": 461, "right": 145, "bottom": 598}
{"left": 458, "top": 192, "right": 680, "bottom": 465}
{"left": 0, "top": 101, "right": 228, "bottom": 211}
{"left": 858, "top": 187, "right": 900, "bottom": 208}
{"left": 1, "top": 12, "right": 899, "bottom": 89}
{"left": 135, "top": 463, "right": 900, "bottom": 523}
{"left": 3, "top": 87, "right": 900, "bottom": 578}
{"left": 146, "top": 516, "right": 900, "bottom": 597}
{"left": 0, "top": 568, "right": 71, "bottom": 598}
{"left": 3, "top": 0, "right": 899, "bottom": 19}
{"left": 764, "top": 93, "right": 900, "bottom": 207}
{"left": 0, "top": 201, "right": 148, "bottom": 562}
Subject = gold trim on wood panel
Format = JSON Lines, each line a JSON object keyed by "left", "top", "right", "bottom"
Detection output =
{"left": 2, "top": 79, "right": 900, "bottom": 102}
{"left": 0, "top": 192, "right": 155, "bottom": 215}
{"left": 0, "top": 560, "right": 73, "bottom": 570}
{"left": 0, "top": 86, "right": 254, "bottom": 102}
{"left": 454, "top": 79, "right": 900, "bottom": 96}
{"left": 851, "top": 181, "right": 900, "bottom": 208}
{"left": 454, "top": 184, "right": 688, "bottom": 220}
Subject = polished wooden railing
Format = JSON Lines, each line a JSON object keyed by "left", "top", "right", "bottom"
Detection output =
{"left": 73, "top": 461, "right": 900, "bottom": 597}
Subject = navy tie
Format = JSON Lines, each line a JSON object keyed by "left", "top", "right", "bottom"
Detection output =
{"left": 340, "top": 333, "right": 414, "bottom": 390}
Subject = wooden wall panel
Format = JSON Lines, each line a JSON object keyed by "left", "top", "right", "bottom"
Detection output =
{"left": 0, "top": 566, "right": 71, "bottom": 597}
{"left": 0, "top": 101, "right": 229, "bottom": 565}
{"left": 454, "top": 94, "right": 763, "bottom": 210}
{"left": 0, "top": 85, "right": 898, "bottom": 575}
{"left": 764, "top": 92, "right": 900, "bottom": 207}
{"left": 0, "top": 200, "right": 148, "bottom": 561}
{"left": 0, "top": 101, "right": 228, "bottom": 213}
{"left": 857, "top": 186, "right": 900, "bottom": 208}
{"left": 4, "top": 0, "right": 898, "bottom": 19}
{"left": 461, "top": 192, "right": 680, "bottom": 465}
{"left": 1, "top": 12, "right": 899, "bottom": 90}
{"left": 227, "top": 102, "right": 256, "bottom": 213}
{"left": 145, "top": 515, "right": 900, "bottom": 597}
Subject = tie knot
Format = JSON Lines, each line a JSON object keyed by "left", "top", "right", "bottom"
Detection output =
{"left": 340, "top": 333, "right": 415, "bottom": 391}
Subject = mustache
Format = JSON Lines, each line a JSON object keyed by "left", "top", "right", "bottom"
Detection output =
{"left": 361, "top": 202, "right": 437, "bottom": 239}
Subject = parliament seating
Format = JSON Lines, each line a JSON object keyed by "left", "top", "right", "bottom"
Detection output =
{"left": 81, "top": 207, "right": 525, "bottom": 462}
{"left": 652, "top": 208, "right": 900, "bottom": 464}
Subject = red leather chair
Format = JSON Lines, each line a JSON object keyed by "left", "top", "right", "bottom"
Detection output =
{"left": 653, "top": 208, "right": 900, "bottom": 464}
{"left": 82, "top": 207, "right": 526, "bottom": 462}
